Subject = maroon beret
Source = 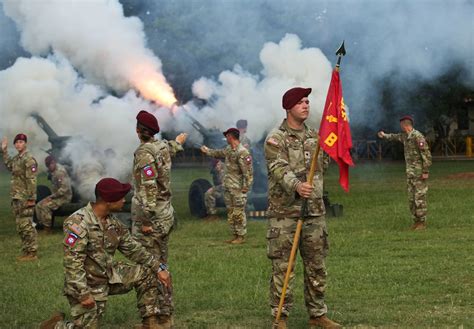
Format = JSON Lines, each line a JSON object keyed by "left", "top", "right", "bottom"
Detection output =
{"left": 282, "top": 87, "right": 312, "bottom": 110}
{"left": 13, "top": 133, "right": 27, "bottom": 144}
{"left": 95, "top": 178, "right": 131, "bottom": 202}
{"left": 45, "top": 155, "right": 55, "bottom": 166}
{"left": 223, "top": 127, "right": 240, "bottom": 139}
{"left": 236, "top": 119, "right": 248, "bottom": 129}
{"left": 136, "top": 110, "right": 160, "bottom": 134}
{"left": 399, "top": 115, "right": 414, "bottom": 124}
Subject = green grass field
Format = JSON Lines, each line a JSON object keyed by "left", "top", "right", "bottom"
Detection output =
{"left": 0, "top": 161, "right": 473, "bottom": 328}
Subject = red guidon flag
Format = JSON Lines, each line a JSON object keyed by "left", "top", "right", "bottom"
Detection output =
{"left": 318, "top": 69, "right": 354, "bottom": 192}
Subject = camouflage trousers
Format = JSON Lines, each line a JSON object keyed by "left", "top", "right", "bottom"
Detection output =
{"left": 35, "top": 197, "right": 68, "bottom": 228}
{"left": 267, "top": 216, "right": 329, "bottom": 318}
{"left": 204, "top": 184, "right": 224, "bottom": 215}
{"left": 132, "top": 198, "right": 174, "bottom": 316}
{"left": 11, "top": 199, "right": 38, "bottom": 254}
{"left": 55, "top": 262, "right": 169, "bottom": 328}
{"left": 224, "top": 190, "right": 247, "bottom": 237}
{"left": 407, "top": 176, "right": 428, "bottom": 223}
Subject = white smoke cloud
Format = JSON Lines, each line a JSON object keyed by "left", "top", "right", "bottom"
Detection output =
{"left": 0, "top": 54, "right": 155, "bottom": 199}
{"left": 185, "top": 34, "right": 333, "bottom": 143}
{"left": 2, "top": 0, "right": 176, "bottom": 106}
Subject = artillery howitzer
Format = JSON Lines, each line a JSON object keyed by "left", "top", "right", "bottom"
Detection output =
{"left": 184, "top": 111, "right": 342, "bottom": 218}
{"left": 183, "top": 109, "right": 268, "bottom": 218}
{"left": 31, "top": 113, "right": 132, "bottom": 227}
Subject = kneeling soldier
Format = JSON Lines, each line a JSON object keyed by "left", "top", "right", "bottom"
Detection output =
{"left": 35, "top": 155, "right": 73, "bottom": 232}
{"left": 40, "top": 178, "right": 171, "bottom": 329}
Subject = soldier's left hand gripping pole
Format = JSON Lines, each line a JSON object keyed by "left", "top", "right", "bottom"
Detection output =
{"left": 274, "top": 41, "right": 346, "bottom": 325}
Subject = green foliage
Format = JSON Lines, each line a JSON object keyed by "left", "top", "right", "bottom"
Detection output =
{"left": 0, "top": 162, "right": 473, "bottom": 328}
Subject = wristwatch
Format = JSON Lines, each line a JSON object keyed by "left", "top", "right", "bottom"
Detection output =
{"left": 158, "top": 263, "right": 168, "bottom": 272}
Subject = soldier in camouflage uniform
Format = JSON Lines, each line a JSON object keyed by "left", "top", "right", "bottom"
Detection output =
{"left": 201, "top": 128, "right": 253, "bottom": 244}
{"left": 378, "top": 115, "right": 432, "bottom": 230}
{"left": 40, "top": 178, "right": 171, "bottom": 329}
{"left": 204, "top": 159, "right": 225, "bottom": 220}
{"left": 35, "top": 155, "right": 72, "bottom": 232}
{"left": 236, "top": 119, "right": 251, "bottom": 150}
{"left": 132, "top": 110, "right": 187, "bottom": 326}
{"left": 1, "top": 134, "right": 38, "bottom": 261}
{"left": 264, "top": 87, "right": 341, "bottom": 328}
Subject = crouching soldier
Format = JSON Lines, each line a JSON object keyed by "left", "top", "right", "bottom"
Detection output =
{"left": 40, "top": 178, "right": 171, "bottom": 329}
{"left": 35, "top": 155, "right": 72, "bottom": 232}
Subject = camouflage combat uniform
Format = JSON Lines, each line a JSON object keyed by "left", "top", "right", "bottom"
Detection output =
{"left": 35, "top": 163, "right": 73, "bottom": 228}
{"left": 382, "top": 129, "right": 432, "bottom": 223}
{"left": 132, "top": 138, "right": 183, "bottom": 316}
{"left": 3, "top": 150, "right": 38, "bottom": 255}
{"left": 55, "top": 203, "right": 165, "bottom": 328}
{"left": 204, "top": 160, "right": 225, "bottom": 215}
{"left": 240, "top": 133, "right": 251, "bottom": 150}
{"left": 264, "top": 119, "right": 330, "bottom": 318}
{"left": 207, "top": 143, "right": 253, "bottom": 237}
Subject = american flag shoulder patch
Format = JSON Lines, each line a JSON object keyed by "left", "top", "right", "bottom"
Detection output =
{"left": 70, "top": 223, "right": 83, "bottom": 236}
{"left": 266, "top": 138, "right": 279, "bottom": 147}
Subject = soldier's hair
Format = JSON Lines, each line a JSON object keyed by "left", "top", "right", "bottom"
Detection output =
{"left": 94, "top": 187, "right": 102, "bottom": 201}
{"left": 136, "top": 123, "right": 154, "bottom": 142}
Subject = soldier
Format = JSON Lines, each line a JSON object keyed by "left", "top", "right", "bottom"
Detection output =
{"left": 201, "top": 128, "right": 253, "bottom": 244}
{"left": 236, "top": 119, "right": 251, "bottom": 150}
{"left": 264, "top": 87, "right": 340, "bottom": 328}
{"left": 378, "top": 115, "right": 432, "bottom": 230}
{"left": 1, "top": 134, "right": 38, "bottom": 261}
{"left": 35, "top": 155, "right": 73, "bottom": 232}
{"left": 132, "top": 110, "right": 187, "bottom": 326}
{"left": 204, "top": 159, "right": 225, "bottom": 220}
{"left": 40, "top": 178, "right": 171, "bottom": 329}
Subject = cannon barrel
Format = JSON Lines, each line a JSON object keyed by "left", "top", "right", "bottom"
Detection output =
{"left": 180, "top": 106, "right": 227, "bottom": 149}
{"left": 31, "top": 113, "right": 71, "bottom": 159}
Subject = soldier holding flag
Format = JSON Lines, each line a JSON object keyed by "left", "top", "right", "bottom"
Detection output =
{"left": 264, "top": 87, "right": 340, "bottom": 328}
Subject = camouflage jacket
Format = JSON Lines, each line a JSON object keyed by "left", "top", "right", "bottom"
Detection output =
{"left": 133, "top": 138, "right": 183, "bottom": 226}
{"left": 207, "top": 143, "right": 253, "bottom": 191}
{"left": 49, "top": 163, "right": 73, "bottom": 201}
{"left": 63, "top": 203, "right": 161, "bottom": 301}
{"left": 240, "top": 133, "right": 251, "bottom": 150}
{"left": 210, "top": 161, "right": 225, "bottom": 186}
{"left": 264, "top": 119, "right": 329, "bottom": 218}
{"left": 3, "top": 150, "right": 37, "bottom": 201}
{"left": 383, "top": 129, "right": 432, "bottom": 177}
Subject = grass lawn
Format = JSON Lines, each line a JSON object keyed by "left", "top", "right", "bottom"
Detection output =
{"left": 0, "top": 161, "right": 473, "bottom": 328}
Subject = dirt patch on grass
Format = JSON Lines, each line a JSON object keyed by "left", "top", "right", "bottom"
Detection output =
{"left": 446, "top": 172, "right": 474, "bottom": 180}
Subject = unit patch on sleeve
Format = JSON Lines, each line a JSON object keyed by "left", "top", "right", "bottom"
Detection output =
{"left": 65, "top": 232, "right": 79, "bottom": 247}
{"left": 143, "top": 164, "right": 156, "bottom": 178}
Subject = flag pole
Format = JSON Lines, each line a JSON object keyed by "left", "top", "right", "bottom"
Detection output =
{"left": 274, "top": 41, "right": 346, "bottom": 325}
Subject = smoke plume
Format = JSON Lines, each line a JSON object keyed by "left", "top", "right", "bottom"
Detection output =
{"left": 2, "top": 0, "right": 176, "bottom": 106}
